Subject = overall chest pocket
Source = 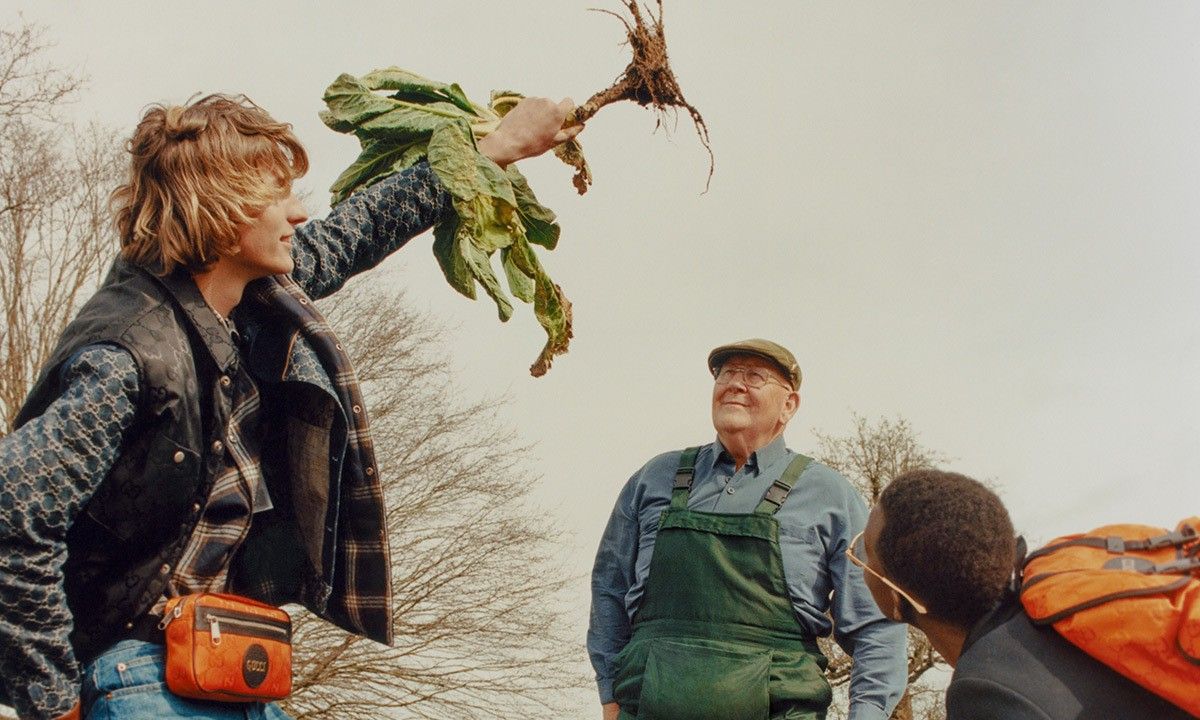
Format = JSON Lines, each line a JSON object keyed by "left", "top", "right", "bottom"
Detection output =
{"left": 639, "top": 637, "right": 770, "bottom": 720}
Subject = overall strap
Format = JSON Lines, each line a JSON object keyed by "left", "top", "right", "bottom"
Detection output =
{"left": 754, "top": 454, "right": 813, "bottom": 515}
{"left": 670, "top": 447, "right": 701, "bottom": 510}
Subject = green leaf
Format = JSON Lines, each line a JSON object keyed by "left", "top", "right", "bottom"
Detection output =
{"left": 508, "top": 168, "right": 560, "bottom": 250}
{"left": 321, "top": 74, "right": 399, "bottom": 132}
{"left": 501, "top": 246, "right": 535, "bottom": 303}
{"left": 428, "top": 120, "right": 515, "bottom": 206}
{"left": 329, "top": 139, "right": 420, "bottom": 204}
{"left": 458, "top": 228, "right": 513, "bottom": 321}
{"left": 432, "top": 219, "right": 475, "bottom": 299}
{"left": 322, "top": 66, "right": 589, "bottom": 375}
{"left": 360, "top": 67, "right": 480, "bottom": 116}
{"left": 354, "top": 101, "right": 470, "bottom": 142}
{"left": 393, "top": 145, "right": 428, "bottom": 172}
{"left": 503, "top": 235, "right": 571, "bottom": 377}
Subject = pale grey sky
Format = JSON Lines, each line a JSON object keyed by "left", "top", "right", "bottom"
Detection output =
{"left": 6, "top": 0, "right": 1199, "bottom": 711}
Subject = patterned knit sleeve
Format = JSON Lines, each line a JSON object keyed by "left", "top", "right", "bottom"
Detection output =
{"left": 290, "top": 160, "right": 451, "bottom": 301}
{"left": 0, "top": 345, "right": 139, "bottom": 720}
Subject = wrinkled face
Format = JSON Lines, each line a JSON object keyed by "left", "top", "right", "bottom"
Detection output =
{"left": 710, "top": 353, "right": 799, "bottom": 446}
{"left": 228, "top": 187, "right": 307, "bottom": 280}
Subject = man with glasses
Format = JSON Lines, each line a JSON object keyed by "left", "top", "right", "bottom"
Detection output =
{"left": 853, "top": 469, "right": 1192, "bottom": 719}
{"left": 588, "top": 339, "right": 907, "bottom": 720}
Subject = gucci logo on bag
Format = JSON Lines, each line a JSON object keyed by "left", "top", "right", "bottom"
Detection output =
{"left": 243, "top": 644, "right": 270, "bottom": 688}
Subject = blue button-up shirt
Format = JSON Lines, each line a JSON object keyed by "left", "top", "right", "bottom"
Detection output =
{"left": 588, "top": 436, "right": 908, "bottom": 720}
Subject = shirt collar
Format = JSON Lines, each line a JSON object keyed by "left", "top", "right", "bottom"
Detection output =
{"left": 711, "top": 435, "right": 788, "bottom": 473}
{"left": 960, "top": 591, "right": 1020, "bottom": 658}
{"left": 138, "top": 260, "right": 240, "bottom": 373}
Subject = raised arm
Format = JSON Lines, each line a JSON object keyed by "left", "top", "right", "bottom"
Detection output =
{"left": 292, "top": 97, "right": 580, "bottom": 300}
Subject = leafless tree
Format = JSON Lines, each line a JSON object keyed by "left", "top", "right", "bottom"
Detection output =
{"left": 0, "top": 21, "right": 123, "bottom": 432}
{"left": 813, "top": 414, "right": 951, "bottom": 720}
{"left": 281, "top": 282, "right": 586, "bottom": 720}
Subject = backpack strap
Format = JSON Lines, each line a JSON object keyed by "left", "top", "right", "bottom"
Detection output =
{"left": 754, "top": 454, "right": 813, "bottom": 515}
{"left": 669, "top": 447, "right": 701, "bottom": 511}
{"left": 1025, "top": 527, "right": 1198, "bottom": 564}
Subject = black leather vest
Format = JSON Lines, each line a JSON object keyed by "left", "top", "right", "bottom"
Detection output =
{"left": 15, "top": 259, "right": 240, "bottom": 664}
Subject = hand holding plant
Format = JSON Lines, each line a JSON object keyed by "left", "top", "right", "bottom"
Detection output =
{"left": 322, "top": 1, "right": 707, "bottom": 376}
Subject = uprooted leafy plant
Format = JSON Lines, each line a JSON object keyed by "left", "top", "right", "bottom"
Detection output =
{"left": 321, "top": 0, "right": 709, "bottom": 377}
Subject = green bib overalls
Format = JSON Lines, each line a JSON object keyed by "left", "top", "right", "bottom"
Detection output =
{"left": 612, "top": 448, "right": 833, "bottom": 720}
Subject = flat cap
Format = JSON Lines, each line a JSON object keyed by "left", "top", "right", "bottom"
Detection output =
{"left": 707, "top": 338, "right": 801, "bottom": 390}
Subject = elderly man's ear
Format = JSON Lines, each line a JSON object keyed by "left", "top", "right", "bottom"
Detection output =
{"left": 781, "top": 392, "right": 800, "bottom": 423}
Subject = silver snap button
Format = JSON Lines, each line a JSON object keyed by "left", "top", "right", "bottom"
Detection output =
{"left": 124, "top": 621, "right": 134, "bottom": 630}
{"left": 352, "top": 405, "right": 361, "bottom": 414}
{"left": 116, "top": 662, "right": 127, "bottom": 672}
{"left": 219, "top": 375, "right": 232, "bottom": 388}
{"left": 212, "top": 440, "right": 223, "bottom": 453}
{"left": 192, "top": 502, "right": 202, "bottom": 513}
{"left": 725, "top": 485, "right": 736, "bottom": 495}
{"left": 173, "top": 451, "right": 185, "bottom": 464}
{"left": 160, "top": 563, "right": 171, "bottom": 574}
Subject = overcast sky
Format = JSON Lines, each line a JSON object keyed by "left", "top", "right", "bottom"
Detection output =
{"left": 6, "top": 0, "right": 1199, "bottom": 712}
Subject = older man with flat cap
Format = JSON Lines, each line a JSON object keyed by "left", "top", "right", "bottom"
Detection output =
{"left": 588, "top": 339, "right": 907, "bottom": 720}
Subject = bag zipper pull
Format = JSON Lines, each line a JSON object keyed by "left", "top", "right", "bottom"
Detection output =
{"left": 156, "top": 603, "right": 183, "bottom": 631}
{"left": 209, "top": 616, "right": 222, "bottom": 645}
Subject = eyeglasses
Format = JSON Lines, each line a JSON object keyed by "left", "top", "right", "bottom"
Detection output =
{"left": 846, "top": 531, "right": 928, "bottom": 615}
{"left": 713, "top": 366, "right": 790, "bottom": 390}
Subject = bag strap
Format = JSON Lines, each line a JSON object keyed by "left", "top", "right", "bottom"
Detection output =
{"left": 1025, "top": 526, "right": 1199, "bottom": 564}
{"left": 754, "top": 454, "right": 813, "bottom": 515}
{"left": 669, "top": 446, "right": 701, "bottom": 510}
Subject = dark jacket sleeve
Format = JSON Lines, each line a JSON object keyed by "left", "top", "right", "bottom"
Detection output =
{"left": 0, "top": 346, "right": 139, "bottom": 720}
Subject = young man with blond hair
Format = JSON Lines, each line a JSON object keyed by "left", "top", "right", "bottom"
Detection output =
{"left": 0, "top": 92, "right": 577, "bottom": 720}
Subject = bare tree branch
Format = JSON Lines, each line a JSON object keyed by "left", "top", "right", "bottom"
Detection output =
{"left": 280, "top": 282, "right": 587, "bottom": 719}
{"left": 813, "top": 413, "right": 952, "bottom": 720}
{"left": 0, "top": 22, "right": 121, "bottom": 433}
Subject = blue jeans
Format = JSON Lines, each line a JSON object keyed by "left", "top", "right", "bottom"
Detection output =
{"left": 81, "top": 640, "right": 294, "bottom": 719}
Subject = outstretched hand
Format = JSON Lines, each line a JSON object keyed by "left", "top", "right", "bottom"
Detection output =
{"left": 477, "top": 97, "right": 582, "bottom": 168}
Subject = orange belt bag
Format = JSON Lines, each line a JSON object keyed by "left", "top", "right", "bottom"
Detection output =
{"left": 158, "top": 593, "right": 293, "bottom": 703}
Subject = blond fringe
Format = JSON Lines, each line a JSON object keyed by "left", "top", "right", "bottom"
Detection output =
{"left": 111, "top": 93, "right": 309, "bottom": 275}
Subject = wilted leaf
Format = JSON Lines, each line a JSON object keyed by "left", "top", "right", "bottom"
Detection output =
{"left": 330, "top": 139, "right": 420, "bottom": 203}
{"left": 554, "top": 138, "right": 592, "bottom": 195}
{"left": 509, "top": 168, "right": 559, "bottom": 250}
{"left": 322, "top": 67, "right": 586, "bottom": 376}
{"left": 501, "top": 246, "right": 536, "bottom": 303}
{"left": 432, "top": 219, "right": 475, "bottom": 299}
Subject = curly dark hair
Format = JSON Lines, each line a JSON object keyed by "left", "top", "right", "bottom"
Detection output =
{"left": 876, "top": 469, "right": 1016, "bottom": 628}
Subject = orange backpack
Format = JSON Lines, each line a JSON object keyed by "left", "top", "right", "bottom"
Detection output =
{"left": 1019, "top": 517, "right": 1200, "bottom": 716}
